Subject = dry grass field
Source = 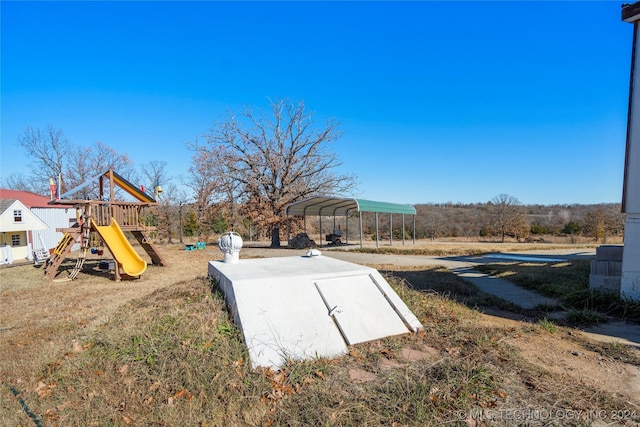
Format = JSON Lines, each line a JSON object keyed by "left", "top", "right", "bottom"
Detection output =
{"left": 1, "top": 240, "right": 639, "bottom": 426}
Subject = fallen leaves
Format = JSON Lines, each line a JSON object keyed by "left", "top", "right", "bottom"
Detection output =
{"left": 167, "top": 389, "right": 192, "bottom": 406}
{"left": 34, "top": 381, "right": 56, "bottom": 399}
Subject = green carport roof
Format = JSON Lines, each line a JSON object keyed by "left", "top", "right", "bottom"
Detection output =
{"left": 286, "top": 196, "right": 416, "bottom": 217}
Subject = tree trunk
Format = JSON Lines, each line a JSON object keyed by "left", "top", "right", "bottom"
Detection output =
{"left": 271, "top": 226, "right": 281, "bottom": 247}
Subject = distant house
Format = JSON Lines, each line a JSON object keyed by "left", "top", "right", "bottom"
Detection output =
{"left": 0, "top": 189, "right": 77, "bottom": 264}
{"left": 0, "top": 199, "right": 47, "bottom": 264}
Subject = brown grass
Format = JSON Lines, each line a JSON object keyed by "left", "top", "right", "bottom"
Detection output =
{"left": 341, "top": 240, "right": 598, "bottom": 257}
{"left": 1, "top": 242, "right": 639, "bottom": 426}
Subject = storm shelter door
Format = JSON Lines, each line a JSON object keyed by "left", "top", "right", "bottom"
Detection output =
{"left": 314, "top": 274, "right": 410, "bottom": 345}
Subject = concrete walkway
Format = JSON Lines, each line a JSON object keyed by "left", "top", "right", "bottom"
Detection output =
{"left": 449, "top": 267, "right": 558, "bottom": 309}
{"left": 322, "top": 250, "right": 562, "bottom": 310}
{"left": 583, "top": 322, "right": 640, "bottom": 349}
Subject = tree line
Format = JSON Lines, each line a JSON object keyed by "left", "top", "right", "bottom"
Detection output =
{"left": 411, "top": 198, "right": 624, "bottom": 243}
{"left": 2, "top": 99, "right": 625, "bottom": 245}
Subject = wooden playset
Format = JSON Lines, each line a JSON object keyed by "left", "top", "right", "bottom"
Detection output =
{"left": 43, "top": 169, "right": 166, "bottom": 281}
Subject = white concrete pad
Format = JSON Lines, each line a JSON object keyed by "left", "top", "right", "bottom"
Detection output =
{"left": 208, "top": 255, "right": 423, "bottom": 369}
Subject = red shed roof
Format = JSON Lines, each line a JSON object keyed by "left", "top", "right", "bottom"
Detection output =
{"left": 0, "top": 189, "right": 73, "bottom": 208}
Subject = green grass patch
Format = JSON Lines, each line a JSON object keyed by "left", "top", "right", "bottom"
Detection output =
{"left": 476, "top": 261, "right": 640, "bottom": 323}
{"left": 565, "top": 309, "right": 606, "bottom": 327}
{"left": 537, "top": 318, "right": 557, "bottom": 333}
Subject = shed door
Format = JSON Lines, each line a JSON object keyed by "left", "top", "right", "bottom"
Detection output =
{"left": 314, "top": 274, "right": 409, "bottom": 345}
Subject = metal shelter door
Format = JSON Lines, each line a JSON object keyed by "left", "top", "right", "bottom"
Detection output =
{"left": 314, "top": 274, "right": 409, "bottom": 345}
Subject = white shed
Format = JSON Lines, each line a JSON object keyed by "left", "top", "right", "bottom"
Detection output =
{"left": 0, "top": 189, "right": 78, "bottom": 263}
{"left": 0, "top": 199, "right": 47, "bottom": 263}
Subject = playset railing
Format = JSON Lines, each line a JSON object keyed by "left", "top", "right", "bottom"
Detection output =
{"left": 86, "top": 201, "right": 155, "bottom": 230}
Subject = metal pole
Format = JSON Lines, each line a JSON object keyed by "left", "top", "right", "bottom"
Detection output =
{"left": 319, "top": 214, "right": 322, "bottom": 247}
{"left": 359, "top": 211, "right": 363, "bottom": 248}
{"left": 286, "top": 214, "right": 290, "bottom": 244}
{"left": 402, "top": 214, "right": 405, "bottom": 246}
{"left": 345, "top": 213, "right": 349, "bottom": 245}
{"left": 413, "top": 215, "right": 416, "bottom": 244}
{"left": 179, "top": 202, "right": 183, "bottom": 244}
{"left": 390, "top": 214, "right": 393, "bottom": 246}
{"left": 375, "top": 212, "right": 379, "bottom": 248}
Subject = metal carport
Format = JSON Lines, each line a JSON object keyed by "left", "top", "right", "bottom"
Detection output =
{"left": 285, "top": 196, "right": 416, "bottom": 248}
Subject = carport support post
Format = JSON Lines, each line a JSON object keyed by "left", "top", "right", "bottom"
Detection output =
{"left": 413, "top": 215, "right": 416, "bottom": 244}
{"left": 345, "top": 212, "right": 349, "bottom": 244}
{"left": 390, "top": 214, "right": 393, "bottom": 246}
{"left": 375, "top": 212, "right": 379, "bottom": 248}
{"left": 319, "top": 214, "right": 322, "bottom": 247}
{"left": 359, "top": 211, "right": 363, "bottom": 248}
{"left": 402, "top": 215, "right": 405, "bottom": 246}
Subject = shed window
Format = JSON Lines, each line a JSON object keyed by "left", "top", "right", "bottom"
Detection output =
{"left": 13, "top": 210, "right": 22, "bottom": 223}
{"left": 11, "top": 234, "right": 20, "bottom": 246}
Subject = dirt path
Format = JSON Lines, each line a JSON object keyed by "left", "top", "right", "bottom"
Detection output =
{"left": 473, "top": 314, "right": 640, "bottom": 408}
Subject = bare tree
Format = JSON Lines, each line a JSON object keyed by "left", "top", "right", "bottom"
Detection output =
{"left": 0, "top": 173, "right": 39, "bottom": 193}
{"left": 65, "top": 141, "right": 134, "bottom": 199}
{"left": 141, "top": 160, "right": 169, "bottom": 197}
{"left": 488, "top": 194, "right": 527, "bottom": 243}
{"left": 154, "top": 182, "right": 187, "bottom": 243}
{"left": 582, "top": 205, "right": 624, "bottom": 243}
{"left": 65, "top": 146, "right": 94, "bottom": 199}
{"left": 190, "top": 99, "right": 356, "bottom": 246}
{"left": 15, "top": 126, "right": 135, "bottom": 200}
{"left": 185, "top": 143, "right": 232, "bottom": 237}
{"left": 16, "top": 125, "right": 70, "bottom": 194}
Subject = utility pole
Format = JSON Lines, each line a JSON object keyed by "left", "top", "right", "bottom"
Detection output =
{"left": 179, "top": 201, "right": 184, "bottom": 244}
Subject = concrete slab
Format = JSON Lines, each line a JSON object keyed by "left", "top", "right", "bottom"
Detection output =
{"left": 208, "top": 255, "right": 422, "bottom": 369}
{"left": 450, "top": 267, "right": 559, "bottom": 310}
{"left": 582, "top": 322, "right": 640, "bottom": 349}
{"left": 484, "top": 253, "right": 565, "bottom": 263}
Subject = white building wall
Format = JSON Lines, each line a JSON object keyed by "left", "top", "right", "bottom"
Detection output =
{"left": 0, "top": 200, "right": 47, "bottom": 232}
{"left": 31, "top": 207, "right": 78, "bottom": 251}
{"left": 621, "top": 214, "right": 640, "bottom": 299}
{"left": 622, "top": 20, "right": 640, "bottom": 300}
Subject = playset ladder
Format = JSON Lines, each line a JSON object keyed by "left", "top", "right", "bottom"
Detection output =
{"left": 42, "top": 231, "right": 81, "bottom": 280}
{"left": 131, "top": 231, "right": 167, "bottom": 266}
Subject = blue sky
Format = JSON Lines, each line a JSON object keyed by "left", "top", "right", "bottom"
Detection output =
{"left": 0, "top": 1, "right": 631, "bottom": 205}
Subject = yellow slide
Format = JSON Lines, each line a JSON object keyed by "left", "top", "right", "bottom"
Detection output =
{"left": 91, "top": 218, "right": 147, "bottom": 276}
